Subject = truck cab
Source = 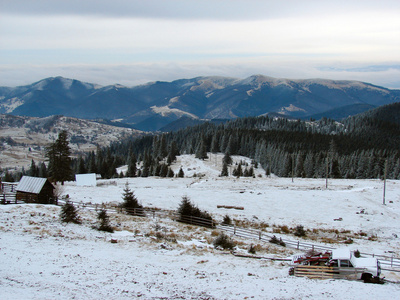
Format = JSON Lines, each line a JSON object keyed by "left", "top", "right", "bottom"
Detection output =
{"left": 328, "top": 248, "right": 381, "bottom": 282}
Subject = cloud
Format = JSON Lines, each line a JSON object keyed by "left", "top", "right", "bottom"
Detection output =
{"left": 1, "top": 1, "right": 399, "bottom": 89}
{"left": 2, "top": 0, "right": 399, "bottom": 20}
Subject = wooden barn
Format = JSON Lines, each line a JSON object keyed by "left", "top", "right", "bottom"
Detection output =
{"left": 16, "top": 176, "right": 56, "bottom": 204}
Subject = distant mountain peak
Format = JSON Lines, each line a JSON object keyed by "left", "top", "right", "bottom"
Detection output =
{"left": 1, "top": 75, "right": 399, "bottom": 131}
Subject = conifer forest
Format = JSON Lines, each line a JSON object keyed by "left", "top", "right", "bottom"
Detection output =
{"left": 66, "top": 103, "right": 400, "bottom": 181}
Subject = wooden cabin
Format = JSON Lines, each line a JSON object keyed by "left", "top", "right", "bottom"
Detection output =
{"left": 16, "top": 176, "right": 55, "bottom": 204}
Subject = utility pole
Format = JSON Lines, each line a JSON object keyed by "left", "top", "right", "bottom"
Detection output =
{"left": 292, "top": 153, "right": 295, "bottom": 183}
{"left": 325, "top": 154, "right": 329, "bottom": 189}
{"left": 383, "top": 159, "right": 387, "bottom": 205}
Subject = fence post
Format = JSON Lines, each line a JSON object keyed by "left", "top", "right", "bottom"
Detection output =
{"left": 153, "top": 211, "right": 155, "bottom": 218}
{"left": 391, "top": 255, "right": 393, "bottom": 268}
{"left": 234, "top": 226, "right": 236, "bottom": 235}
{"left": 297, "top": 241, "right": 300, "bottom": 250}
{"left": 259, "top": 231, "right": 262, "bottom": 240}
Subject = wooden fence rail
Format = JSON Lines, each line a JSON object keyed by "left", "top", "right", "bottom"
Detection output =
{"left": 55, "top": 198, "right": 400, "bottom": 272}
{"left": 293, "top": 265, "right": 364, "bottom": 280}
{"left": 1, "top": 182, "right": 18, "bottom": 204}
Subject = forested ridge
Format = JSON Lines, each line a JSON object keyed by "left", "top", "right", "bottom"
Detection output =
{"left": 17, "top": 102, "right": 400, "bottom": 182}
{"left": 66, "top": 102, "right": 399, "bottom": 180}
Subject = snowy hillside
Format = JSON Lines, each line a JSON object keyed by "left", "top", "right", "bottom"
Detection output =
{"left": 0, "top": 114, "right": 142, "bottom": 169}
{"left": 1, "top": 154, "right": 400, "bottom": 299}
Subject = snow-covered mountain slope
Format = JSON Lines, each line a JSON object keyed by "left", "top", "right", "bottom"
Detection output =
{"left": 0, "top": 114, "right": 143, "bottom": 169}
{"left": 1, "top": 154, "right": 400, "bottom": 299}
{"left": 1, "top": 75, "right": 399, "bottom": 131}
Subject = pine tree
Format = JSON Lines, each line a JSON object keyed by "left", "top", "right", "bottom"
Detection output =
{"left": 141, "top": 151, "right": 151, "bottom": 177}
{"left": 177, "top": 196, "right": 213, "bottom": 227}
{"left": 97, "top": 208, "right": 114, "bottom": 232}
{"left": 167, "top": 167, "right": 174, "bottom": 178}
{"left": 160, "top": 163, "right": 168, "bottom": 177}
{"left": 248, "top": 166, "right": 254, "bottom": 177}
{"left": 127, "top": 153, "right": 137, "bottom": 177}
{"left": 232, "top": 163, "right": 243, "bottom": 177}
{"left": 39, "top": 162, "right": 48, "bottom": 178}
{"left": 167, "top": 141, "right": 179, "bottom": 164}
{"left": 77, "top": 156, "right": 87, "bottom": 174}
{"left": 158, "top": 135, "right": 168, "bottom": 160}
{"left": 210, "top": 134, "right": 220, "bottom": 153}
{"left": 177, "top": 196, "right": 193, "bottom": 219}
{"left": 226, "top": 135, "right": 238, "bottom": 155}
{"left": 223, "top": 152, "right": 233, "bottom": 165}
{"left": 29, "top": 159, "right": 39, "bottom": 177}
{"left": 195, "top": 138, "right": 208, "bottom": 160}
{"left": 121, "top": 182, "right": 143, "bottom": 216}
{"left": 88, "top": 152, "right": 97, "bottom": 174}
{"left": 178, "top": 167, "right": 185, "bottom": 178}
{"left": 220, "top": 162, "right": 229, "bottom": 176}
{"left": 46, "top": 130, "right": 72, "bottom": 185}
{"left": 60, "top": 201, "right": 81, "bottom": 224}
{"left": 4, "top": 171, "right": 14, "bottom": 182}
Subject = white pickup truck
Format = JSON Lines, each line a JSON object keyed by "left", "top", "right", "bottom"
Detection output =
{"left": 327, "top": 248, "right": 381, "bottom": 282}
{"left": 290, "top": 248, "right": 382, "bottom": 282}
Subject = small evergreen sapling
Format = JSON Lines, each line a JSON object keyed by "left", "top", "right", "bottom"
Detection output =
{"left": 167, "top": 167, "right": 174, "bottom": 178}
{"left": 177, "top": 167, "right": 185, "bottom": 178}
{"left": 121, "top": 182, "right": 144, "bottom": 216}
{"left": 213, "top": 232, "right": 236, "bottom": 250}
{"left": 220, "top": 162, "right": 229, "bottom": 177}
{"left": 97, "top": 208, "right": 114, "bottom": 233}
{"left": 60, "top": 201, "right": 81, "bottom": 224}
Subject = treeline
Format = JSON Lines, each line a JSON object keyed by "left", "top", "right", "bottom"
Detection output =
{"left": 69, "top": 112, "right": 400, "bottom": 180}
{"left": 6, "top": 108, "right": 399, "bottom": 182}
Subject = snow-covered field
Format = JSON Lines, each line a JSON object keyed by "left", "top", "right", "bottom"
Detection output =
{"left": 1, "top": 154, "right": 400, "bottom": 299}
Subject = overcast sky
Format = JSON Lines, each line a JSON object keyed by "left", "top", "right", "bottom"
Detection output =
{"left": 1, "top": 0, "right": 400, "bottom": 88}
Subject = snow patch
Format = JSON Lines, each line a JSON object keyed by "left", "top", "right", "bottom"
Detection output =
{"left": 0, "top": 97, "right": 24, "bottom": 113}
{"left": 279, "top": 104, "right": 306, "bottom": 114}
{"left": 151, "top": 105, "right": 198, "bottom": 119}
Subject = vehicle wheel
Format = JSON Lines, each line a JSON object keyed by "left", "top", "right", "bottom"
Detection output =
{"left": 361, "top": 273, "right": 372, "bottom": 283}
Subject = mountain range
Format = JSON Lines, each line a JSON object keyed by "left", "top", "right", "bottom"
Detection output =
{"left": 1, "top": 75, "right": 399, "bottom": 131}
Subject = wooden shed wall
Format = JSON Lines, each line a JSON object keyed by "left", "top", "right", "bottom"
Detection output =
{"left": 16, "top": 182, "right": 55, "bottom": 204}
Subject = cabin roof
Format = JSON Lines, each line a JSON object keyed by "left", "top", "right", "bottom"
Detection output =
{"left": 16, "top": 176, "right": 53, "bottom": 194}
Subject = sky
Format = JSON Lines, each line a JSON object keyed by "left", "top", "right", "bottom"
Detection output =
{"left": 1, "top": 0, "right": 400, "bottom": 88}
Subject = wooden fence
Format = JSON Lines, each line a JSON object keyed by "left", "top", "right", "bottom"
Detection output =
{"left": 0, "top": 182, "right": 18, "bottom": 204}
{"left": 52, "top": 198, "right": 400, "bottom": 273}
{"left": 216, "top": 224, "right": 400, "bottom": 272}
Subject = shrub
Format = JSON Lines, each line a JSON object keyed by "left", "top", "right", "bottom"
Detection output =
{"left": 344, "top": 238, "right": 353, "bottom": 244}
{"left": 60, "top": 201, "right": 81, "bottom": 224}
{"left": 213, "top": 232, "right": 235, "bottom": 250}
{"left": 281, "top": 225, "right": 290, "bottom": 234}
{"left": 222, "top": 215, "right": 232, "bottom": 225}
{"left": 248, "top": 244, "right": 256, "bottom": 254}
{"left": 269, "top": 235, "right": 286, "bottom": 247}
{"left": 294, "top": 225, "right": 306, "bottom": 237}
